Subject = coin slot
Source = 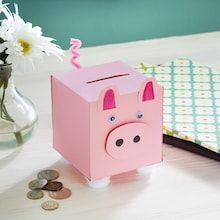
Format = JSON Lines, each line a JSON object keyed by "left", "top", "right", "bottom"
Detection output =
{"left": 86, "top": 73, "right": 129, "bottom": 84}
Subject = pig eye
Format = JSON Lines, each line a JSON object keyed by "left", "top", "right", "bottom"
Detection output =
{"left": 136, "top": 111, "right": 144, "bottom": 119}
{"left": 109, "top": 115, "right": 116, "bottom": 122}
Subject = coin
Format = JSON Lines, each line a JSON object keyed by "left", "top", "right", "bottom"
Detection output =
{"left": 28, "top": 179, "right": 47, "bottom": 190}
{"left": 43, "top": 181, "right": 63, "bottom": 191}
{"left": 41, "top": 200, "right": 59, "bottom": 211}
{"left": 48, "top": 187, "right": 72, "bottom": 199}
{"left": 37, "top": 169, "right": 59, "bottom": 181}
{"left": 27, "top": 190, "right": 44, "bottom": 200}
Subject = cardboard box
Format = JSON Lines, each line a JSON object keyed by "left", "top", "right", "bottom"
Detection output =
{"left": 51, "top": 61, "right": 163, "bottom": 181}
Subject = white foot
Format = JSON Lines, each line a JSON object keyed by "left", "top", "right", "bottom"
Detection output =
{"left": 137, "top": 164, "right": 155, "bottom": 175}
{"left": 86, "top": 177, "right": 110, "bottom": 188}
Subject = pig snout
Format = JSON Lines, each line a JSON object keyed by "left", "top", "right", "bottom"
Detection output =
{"left": 105, "top": 122, "right": 152, "bottom": 160}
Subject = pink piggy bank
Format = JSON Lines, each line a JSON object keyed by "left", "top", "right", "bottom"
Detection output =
{"left": 51, "top": 61, "right": 163, "bottom": 188}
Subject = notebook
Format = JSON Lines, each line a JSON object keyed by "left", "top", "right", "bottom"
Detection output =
{"left": 137, "top": 58, "right": 220, "bottom": 159}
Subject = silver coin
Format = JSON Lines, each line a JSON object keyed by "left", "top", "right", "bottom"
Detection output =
{"left": 37, "top": 169, "right": 59, "bottom": 181}
{"left": 27, "top": 190, "right": 44, "bottom": 200}
{"left": 28, "top": 179, "right": 47, "bottom": 190}
{"left": 41, "top": 200, "right": 59, "bottom": 211}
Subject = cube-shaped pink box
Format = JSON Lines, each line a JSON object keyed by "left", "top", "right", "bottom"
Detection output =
{"left": 51, "top": 61, "right": 163, "bottom": 187}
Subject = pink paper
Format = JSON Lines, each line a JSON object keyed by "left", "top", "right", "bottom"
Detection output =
{"left": 51, "top": 61, "right": 163, "bottom": 180}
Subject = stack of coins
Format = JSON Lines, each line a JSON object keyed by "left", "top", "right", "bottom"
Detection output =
{"left": 26, "top": 169, "right": 72, "bottom": 211}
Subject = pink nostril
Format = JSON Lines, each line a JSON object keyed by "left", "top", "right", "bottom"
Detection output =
{"left": 133, "top": 135, "right": 141, "bottom": 143}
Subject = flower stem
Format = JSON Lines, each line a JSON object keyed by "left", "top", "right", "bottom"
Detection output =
{"left": 0, "top": 80, "right": 24, "bottom": 146}
{"left": 14, "top": 131, "right": 24, "bottom": 146}
{"left": 0, "top": 84, "right": 6, "bottom": 118}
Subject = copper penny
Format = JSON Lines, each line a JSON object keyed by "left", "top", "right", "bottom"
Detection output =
{"left": 48, "top": 187, "right": 72, "bottom": 199}
{"left": 43, "top": 181, "right": 63, "bottom": 191}
{"left": 41, "top": 200, "right": 59, "bottom": 211}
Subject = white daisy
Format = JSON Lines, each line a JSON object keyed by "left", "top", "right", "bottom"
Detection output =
{"left": 0, "top": 19, "right": 13, "bottom": 41}
{"left": 0, "top": 3, "right": 64, "bottom": 72}
{"left": 0, "top": 0, "right": 8, "bottom": 14}
{"left": 4, "top": 40, "right": 23, "bottom": 61}
{"left": 7, "top": 20, "right": 63, "bottom": 72}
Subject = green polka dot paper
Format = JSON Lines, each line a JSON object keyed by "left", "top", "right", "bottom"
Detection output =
{"left": 137, "top": 58, "right": 220, "bottom": 154}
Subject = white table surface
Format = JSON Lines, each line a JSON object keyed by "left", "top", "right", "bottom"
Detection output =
{"left": 1, "top": 32, "right": 220, "bottom": 220}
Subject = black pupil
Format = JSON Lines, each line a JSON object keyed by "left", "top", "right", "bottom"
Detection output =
{"left": 133, "top": 135, "right": 141, "bottom": 143}
{"left": 110, "top": 116, "right": 115, "bottom": 121}
{"left": 138, "top": 113, "right": 143, "bottom": 118}
{"left": 116, "top": 139, "right": 123, "bottom": 147}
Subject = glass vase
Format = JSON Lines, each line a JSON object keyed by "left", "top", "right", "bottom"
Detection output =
{"left": 0, "top": 64, "right": 38, "bottom": 147}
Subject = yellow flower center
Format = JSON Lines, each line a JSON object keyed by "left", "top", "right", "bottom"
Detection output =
{"left": 18, "top": 39, "right": 31, "bottom": 55}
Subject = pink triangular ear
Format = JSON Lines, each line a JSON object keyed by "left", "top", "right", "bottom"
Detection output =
{"left": 103, "top": 89, "right": 116, "bottom": 110}
{"left": 142, "top": 81, "right": 154, "bottom": 101}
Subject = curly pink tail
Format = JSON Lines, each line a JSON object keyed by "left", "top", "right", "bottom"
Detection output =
{"left": 70, "top": 38, "right": 82, "bottom": 69}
